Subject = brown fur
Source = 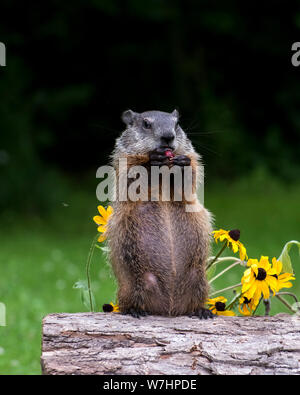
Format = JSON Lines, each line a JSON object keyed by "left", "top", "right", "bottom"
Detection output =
{"left": 107, "top": 152, "right": 212, "bottom": 316}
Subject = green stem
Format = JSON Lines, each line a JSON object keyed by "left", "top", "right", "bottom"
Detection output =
{"left": 275, "top": 294, "right": 295, "bottom": 313}
{"left": 86, "top": 234, "right": 99, "bottom": 312}
{"left": 263, "top": 299, "right": 271, "bottom": 316}
{"left": 252, "top": 297, "right": 263, "bottom": 316}
{"left": 209, "top": 261, "right": 242, "bottom": 284}
{"left": 209, "top": 282, "right": 242, "bottom": 297}
{"left": 226, "top": 292, "right": 242, "bottom": 311}
{"left": 206, "top": 243, "right": 227, "bottom": 270}
{"left": 276, "top": 292, "right": 299, "bottom": 305}
{"left": 208, "top": 256, "right": 240, "bottom": 263}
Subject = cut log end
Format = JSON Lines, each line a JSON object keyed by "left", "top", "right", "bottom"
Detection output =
{"left": 41, "top": 312, "right": 300, "bottom": 375}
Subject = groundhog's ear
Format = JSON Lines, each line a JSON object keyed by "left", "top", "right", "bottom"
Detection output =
{"left": 172, "top": 109, "right": 179, "bottom": 119}
{"left": 121, "top": 110, "right": 136, "bottom": 126}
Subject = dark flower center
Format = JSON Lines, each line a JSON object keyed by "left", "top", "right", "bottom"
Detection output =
{"left": 103, "top": 303, "right": 114, "bottom": 313}
{"left": 228, "top": 229, "right": 240, "bottom": 241}
{"left": 243, "top": 297, "right": 251, "bottom": 304}
{"left": 215, "top": 302, "right": 226, "bottom": 311}
{"left": 255, "top": 268, "right": 267, "bottom": 281}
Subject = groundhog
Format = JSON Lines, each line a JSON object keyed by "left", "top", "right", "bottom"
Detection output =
{"left": 106, "top": 109, "right": 213, "bottom": 319}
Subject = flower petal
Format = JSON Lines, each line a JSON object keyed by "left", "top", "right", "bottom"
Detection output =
{"left": 260, "top": 281, "right": 270, "bottom": 299}
{"left": 106, "top": 205, "right": 114, "bottom": 217}
{"left": 278, "top": 273, "right": 295, "bottom": 281}
{"left": 242, "top": 279, "right": 256, "bottom": 297}
{"left": 93, "top": 215, "right": 107, "bottom": 225}
{"left": 279, "top": 281, "right": 293, "bottom": 289}
{"left": 219, "top": 310, "right": 235, "bottom": 316}
{"left": 97, "top": 225, "right": 107, "bottom": 233}
{"left": 266, "top": 275, "right": 278, "bottom": 293}
{"left": 219, "top": 234, "right": 228, "bottom": 242}
{"left": 272, "top": 257, "right": 282, "bottom": 274}
{"left": 259, "top": 256, "right": 270, "bottom": 271}
{"left": 207, "top": 296, "right": 227, "bottom": 304}
{"left": 247, "top": 258, "right": 258, "bottom": 267}
{"left": 238, "top": 243, "right": 247, "bottom": 261}
{"left": 97, "top": 205, "right": 108, "bottom": 220}
{"left": 98, "top": 234, "right": 107, "bottom": 242}
{"left": 231, "top": 241, "right": 239, "bottom": 254}
{"left": 251, "top": 264, "right": 258, "bottom": 278}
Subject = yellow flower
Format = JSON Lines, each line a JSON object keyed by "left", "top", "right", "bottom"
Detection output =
{"left": 110, "top": 302, "right": 120, "bottom": 312}
{"left": 271, "top": 257, "right": 295, "bottom": 292}
{"left": 238, "top": 295, "right": 257, "bottom": 316}
{"left": 241, "top": 256, "right": 278, "bottom": 303}
{"left": 102, "top": 302, "right": 120, "bottom": 313}
{"left": 93, "top": 205, "right": 113, "bottom": 242}
{"left": 206, "top": 296, "right": 235, "bottom": 316}
{"left": 212, "top": 229, "right": 247, "bottom": 261}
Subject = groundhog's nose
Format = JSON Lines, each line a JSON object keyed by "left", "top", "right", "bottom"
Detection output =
{"left": 160, "top": 133, "right": 175, "bottom": 147}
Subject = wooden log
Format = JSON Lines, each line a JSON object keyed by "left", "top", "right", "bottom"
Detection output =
{"left": 41, "top": 312, "right": 300, "bottom": 375}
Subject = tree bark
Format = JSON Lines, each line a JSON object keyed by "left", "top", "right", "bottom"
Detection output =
{"left": 41, "top": 312, "right": 300, "bottom": 375}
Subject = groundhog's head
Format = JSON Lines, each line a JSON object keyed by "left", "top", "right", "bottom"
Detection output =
{"left": 116, "top": 109, "right": 194, "bottom": 155}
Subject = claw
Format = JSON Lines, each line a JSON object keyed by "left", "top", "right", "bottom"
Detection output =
{"left": 190, "top": 308, "right": 214, "bottom": 320}
{"left": 121, "top": 308, "right": 147, "bottom": 319}
{"left": 149, "top": 149, "right": 170, "bottom": 166}
{"left": 172, "top": 155, "right": 191, "bottom": 167}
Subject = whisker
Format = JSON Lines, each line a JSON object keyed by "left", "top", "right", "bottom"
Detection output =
{"left": 195, "top": 143, "right": 221, "bottom": 157}
{"left": 89, "top": 123, "right": 121, "bottom": 135}
{"left": 186, "top": 129, "right": 227, "bottom": 136}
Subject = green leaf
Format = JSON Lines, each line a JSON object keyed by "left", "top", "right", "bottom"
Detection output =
{"left": 73, "top": 280, "right": 96, "bottom": 311}
{"left": 278, "top": 240, "right": 300, "bottom": 274}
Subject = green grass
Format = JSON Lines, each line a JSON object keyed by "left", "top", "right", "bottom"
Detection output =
{"left": 0, "top": 178, "right": 299, "bottom": 374}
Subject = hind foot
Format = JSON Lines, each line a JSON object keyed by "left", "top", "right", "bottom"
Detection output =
{"left": 121, "top": 308, "right": 148, "bottom": 319}
{"left": 189, "top": 308, "right": 214, "bottom": 320}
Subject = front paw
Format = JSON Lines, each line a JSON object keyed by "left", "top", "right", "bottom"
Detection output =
{"left": 172, "top": 155, "right": 191, "bottom": 167}
{"left": 121, "top": 308, "right": 148, "bottom": 319}
{"left": 189, "top": 308, "right": 214, "bottom": 320}
{"left": 149, "top": 148, "right": 172, "bottom": 167}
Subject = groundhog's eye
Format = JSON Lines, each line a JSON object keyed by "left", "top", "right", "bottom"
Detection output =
{"left": 142, "top": 119, "right": 151, "bottom": 130}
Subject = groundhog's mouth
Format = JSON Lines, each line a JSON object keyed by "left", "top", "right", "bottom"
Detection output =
{"left": 158, "top": 146, "right": 175, "bottom": 153}
{"left": 164, "top": 149, "right": 175, "bottom": 158}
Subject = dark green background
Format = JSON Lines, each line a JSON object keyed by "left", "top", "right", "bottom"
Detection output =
{"left": 1, "top": 0, "right": 300, "bottom": 213}
{"left": 0, "top": 1, "right": 300, "bottom": 374}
